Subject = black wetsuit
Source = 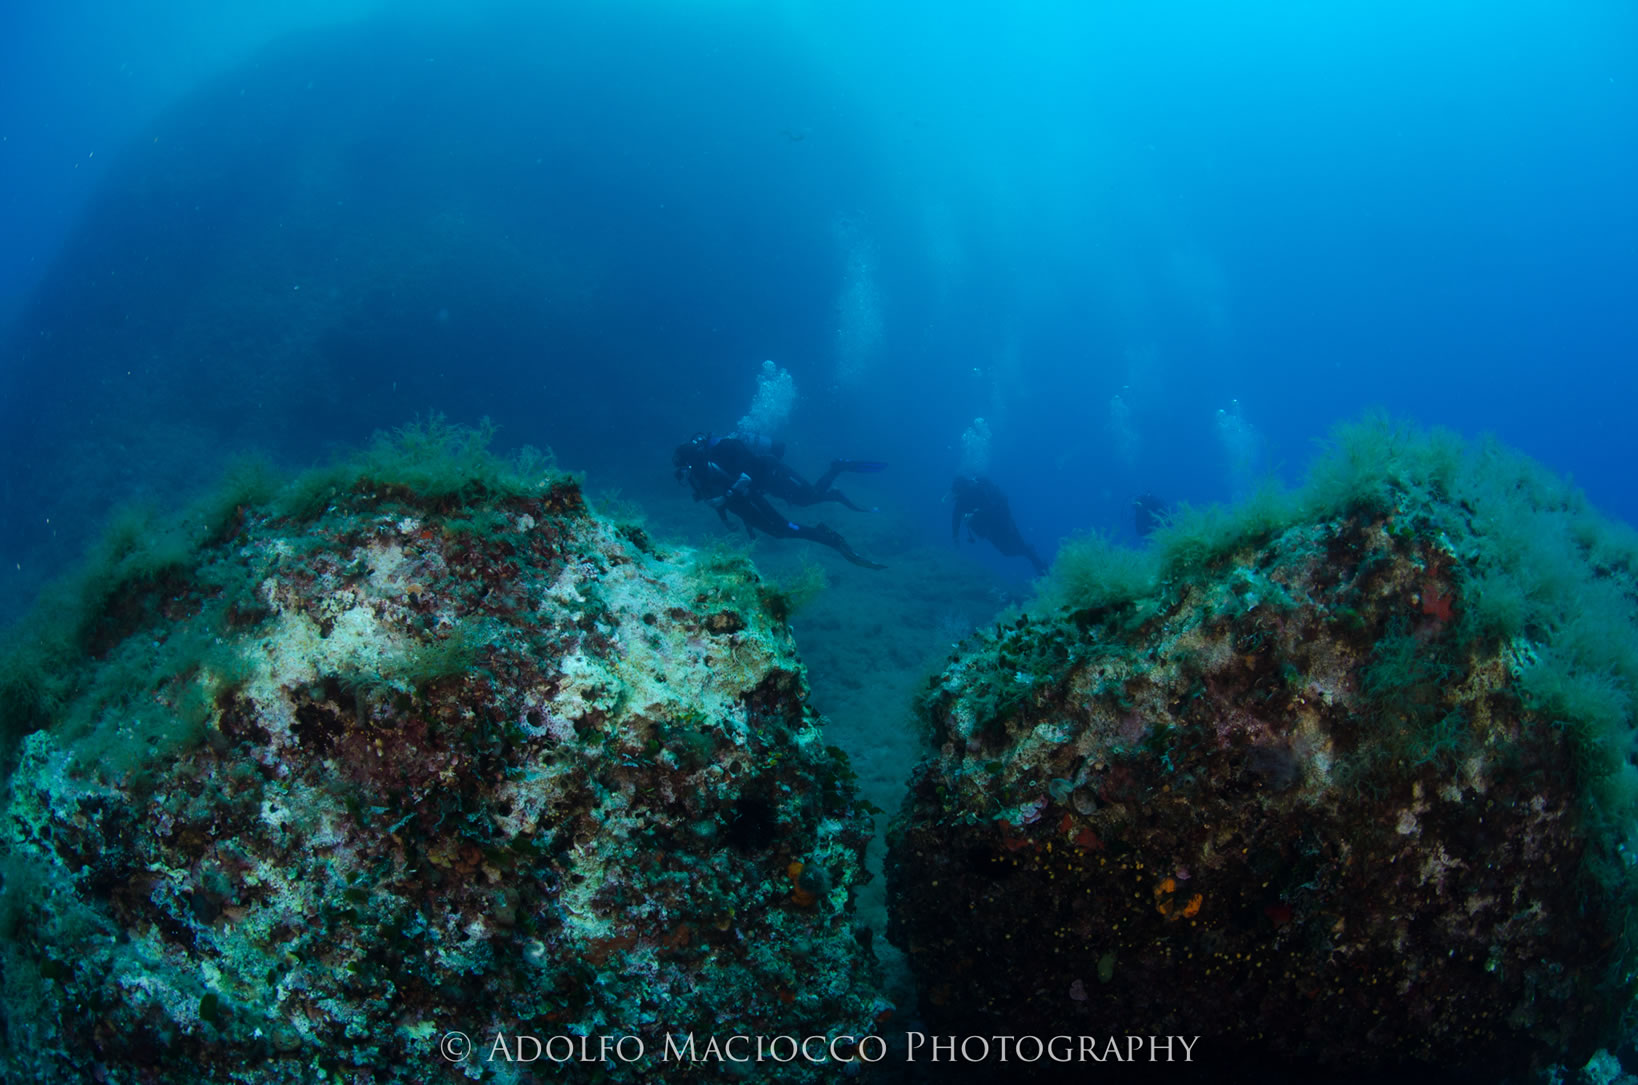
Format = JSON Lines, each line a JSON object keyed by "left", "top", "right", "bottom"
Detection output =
{"left": 691, "top": 435, "right": 867, "bottom": 511}
{"left": 1133, "top": 493, "right": 1170, "bottom": 539}
{"left": 675, "top": 434, "right": 886, "bottom": 569}
{"left": 951, "top": 475, "right": 1048, "bottom": 575}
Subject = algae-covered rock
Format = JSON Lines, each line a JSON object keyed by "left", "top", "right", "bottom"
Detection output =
{"left": 0, "top": 422, "right": 880, "bottom": 1082}
{"left": 887, "top": 422, "right": 1638, "bottom": 1076}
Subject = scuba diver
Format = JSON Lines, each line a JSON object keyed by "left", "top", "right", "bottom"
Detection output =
{"left": 950, "top": 475, "right": 1049, "bottom": 576}
{"left": 673, "top": 432, "right": 888, "bottom": 569}
{"left": 1133, "top": 493, "right": 1172, "bottom": 540}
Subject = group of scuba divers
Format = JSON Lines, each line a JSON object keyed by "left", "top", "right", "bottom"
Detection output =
{"left": 671, "top": 431, "right": 1053, "bottom": 574}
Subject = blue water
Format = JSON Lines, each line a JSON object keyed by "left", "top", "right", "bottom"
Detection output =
{"left": 2, "top": 0, "right": 1636, "bottom": 600}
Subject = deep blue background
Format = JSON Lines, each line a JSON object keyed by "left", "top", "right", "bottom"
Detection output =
{"left": 2, "top": 0, "right": 1635, "bottom": 607}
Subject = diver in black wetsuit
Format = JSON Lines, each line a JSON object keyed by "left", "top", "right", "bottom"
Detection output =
{"left": 1133, "top": 493, "right": 1171, "bottom": 540}
{"left": 673, "top": 432, "right": 888, "bottom": 569}
{"left": 950, "top": 475, "right": 1049, "bottom": 575}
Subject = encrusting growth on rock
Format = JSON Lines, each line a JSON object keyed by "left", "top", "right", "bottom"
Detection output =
{"left": 888, "top": 418, "right": 1638, "bottom": 1077}
{"left": 0, "top": 419, "right": 880, "bottom": 1083}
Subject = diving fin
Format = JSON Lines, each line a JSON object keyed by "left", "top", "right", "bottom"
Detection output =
{"left": 811, "top": 524, "right": 887, "bottom": 569}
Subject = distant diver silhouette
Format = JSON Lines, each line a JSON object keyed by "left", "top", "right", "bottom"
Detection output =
{"left": 950, "top": 475, "right": 1048, "bottom": 575}
{"left": 1134, "top": 493, "right": 1172, "bottom": 539}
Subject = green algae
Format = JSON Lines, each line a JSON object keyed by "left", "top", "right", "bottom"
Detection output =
{"left": 1032, "top": 415, "right": 1638, "bottom": 881}
{"left": 893, "top": 416, "right": 1638, "bottom": 1073}
{"left": 0, "top": 415, "right": 565, "bottom": 774}
{"left": 0, "top": 417, "right": 881, "bottom": 1083}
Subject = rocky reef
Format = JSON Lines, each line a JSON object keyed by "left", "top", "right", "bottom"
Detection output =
{"left": 0, "top": 421, "right": 881, "bottom": 1082}
{"left": 888, "top": 420, "right": 1638, "bottom": 1078}
{"left": 7, "top": 416, "right": 1637, "bottom": 1082}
